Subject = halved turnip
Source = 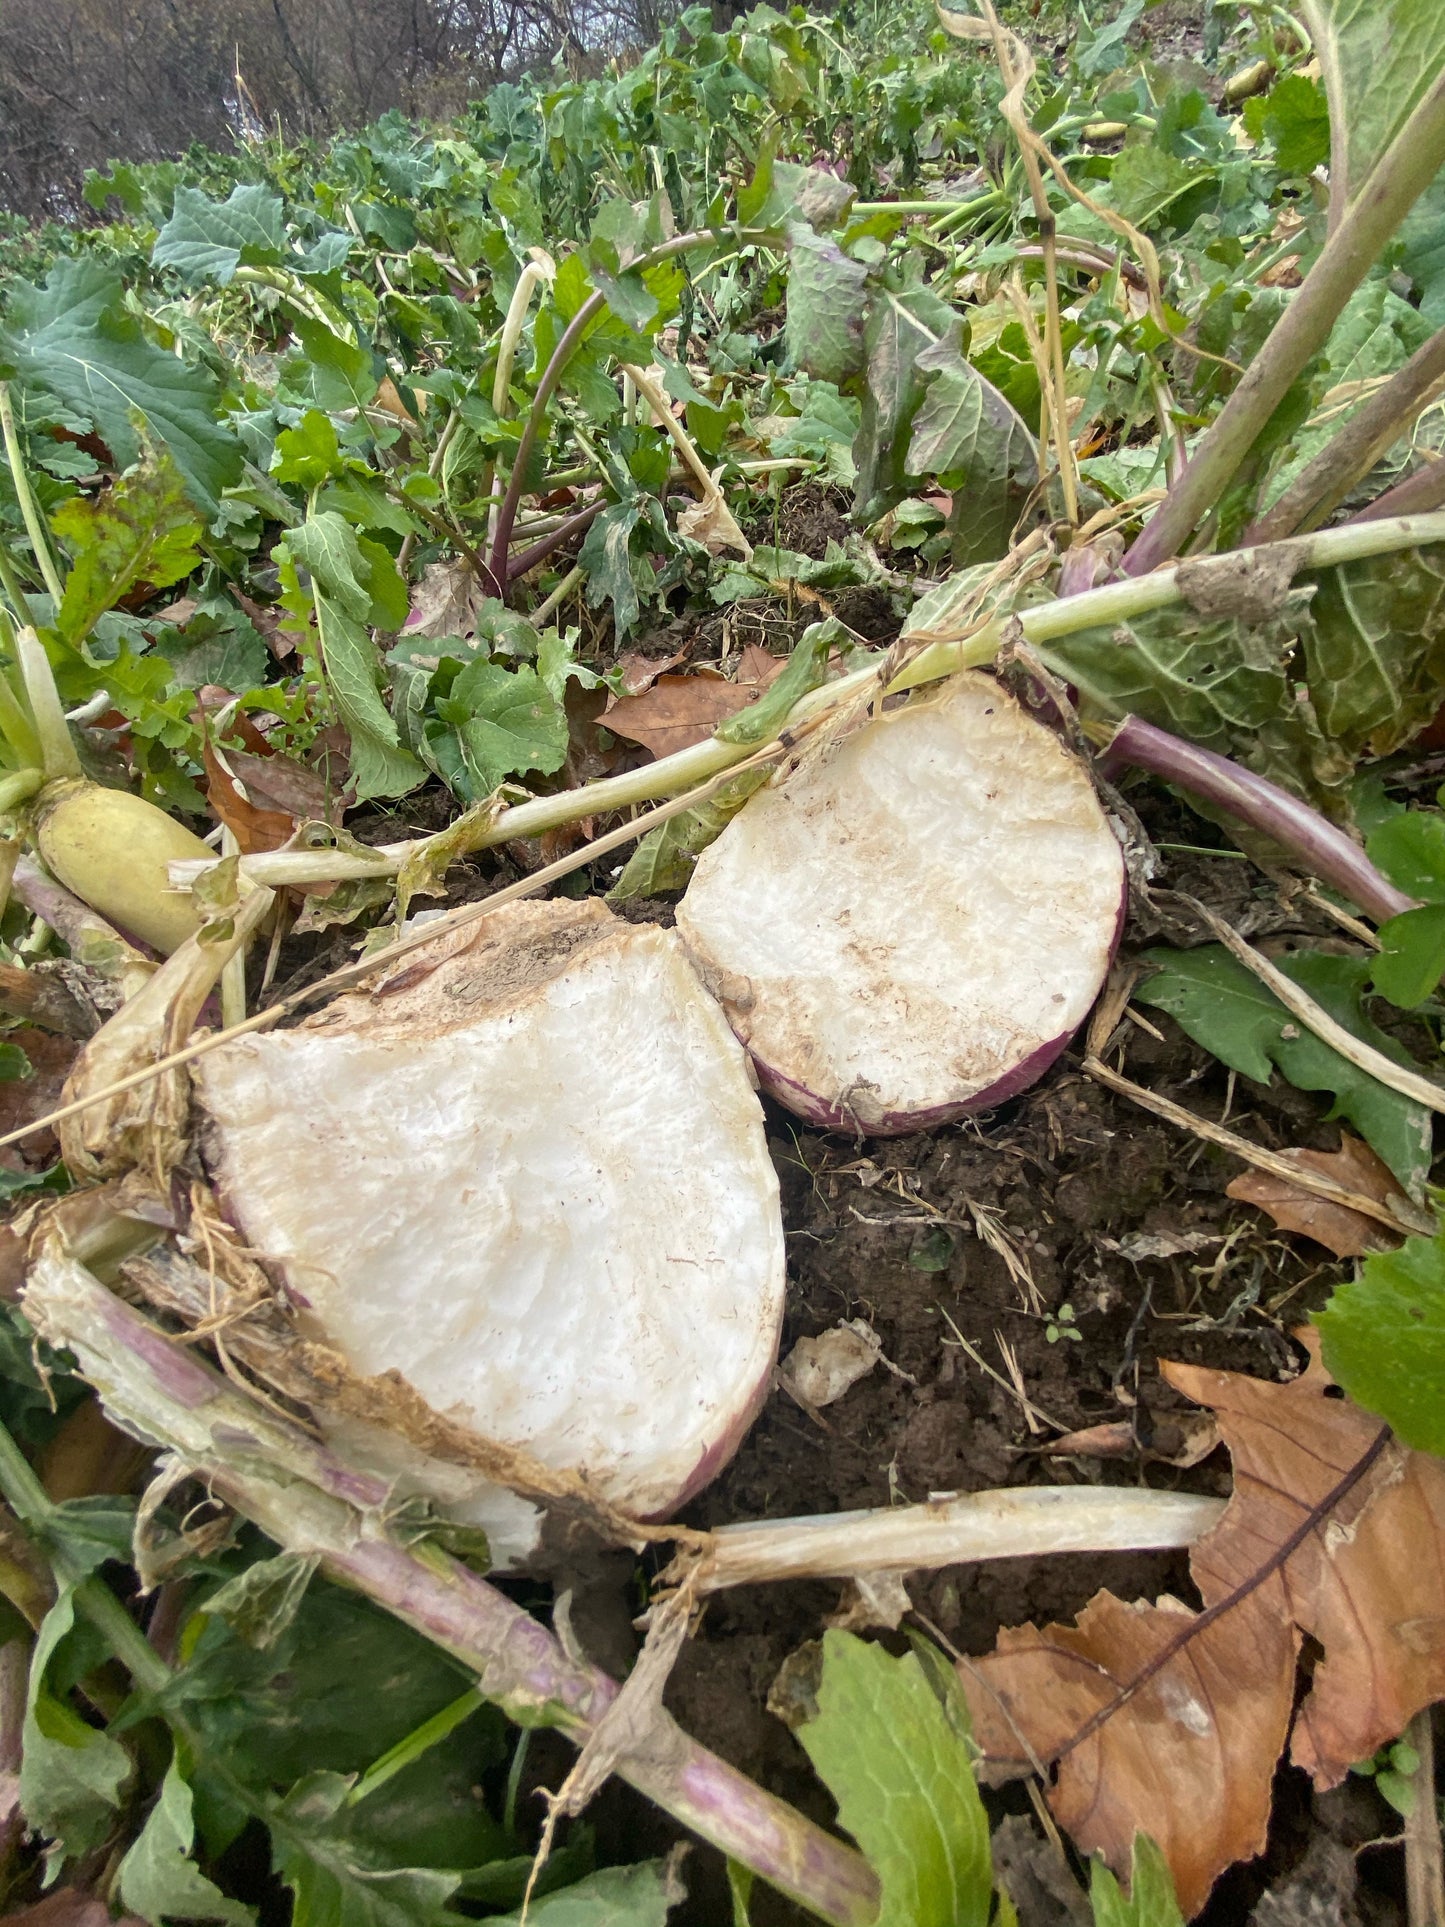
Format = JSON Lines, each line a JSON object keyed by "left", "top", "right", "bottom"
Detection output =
{"left": 676, "top": 671, "right": 1126, "bottom": 1134}
{"left": 193, "top": 898, "right": 785, "bottom": 1566}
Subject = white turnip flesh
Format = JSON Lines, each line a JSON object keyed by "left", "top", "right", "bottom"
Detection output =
{"left": 676, "top": 672, "right": 1126, "bottom": 1134}
{"left": 194, "top": 898, "right": 786, "bottom": 1566}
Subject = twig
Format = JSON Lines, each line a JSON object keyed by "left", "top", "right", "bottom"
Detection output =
{"left": 1082, "top": 1052, "right": 1435, "bottom": 1237}
{"left": 1179, "top": 894, "right": 1445, "bottom": 1119}
{"left": 1404, "top": 1705, "right": 1444, "bottom": 1927}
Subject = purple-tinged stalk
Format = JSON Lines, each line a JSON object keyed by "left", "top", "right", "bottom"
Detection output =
{"left": 1348, "top": 456, "right": 1445, "bottom": 525}
{"left": 1124, "top": 70, "right": 1445, "bottom": 576}
{"left": 1098, "top": 715, "right": 1414, "bottom": 923}
{"left": 22, "top": 1250, "right": 881, "bottom": 1927}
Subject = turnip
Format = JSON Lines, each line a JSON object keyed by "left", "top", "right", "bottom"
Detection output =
{"left": 192, "top": 897, "right": 786, "bottom": 1566}
{"left": 676, "top": 671, "right": 1126, "bottom": 1134}
{"left": 34, "top": 778, "right": 212, "bottom": 955}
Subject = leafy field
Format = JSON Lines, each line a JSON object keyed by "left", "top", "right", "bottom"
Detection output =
{"left": 2, "top": 0, "right": 1445, "bottom": 1922}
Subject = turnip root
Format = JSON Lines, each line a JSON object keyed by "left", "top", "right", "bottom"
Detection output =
{"left": 193, "top": 898, "right": 786, "bottom": 1565}
{"left": 34, "top": 778, "right": 213, "bottom": 955}
{"left": 677, "top": 672, "right": 1126, "bottom": 1133}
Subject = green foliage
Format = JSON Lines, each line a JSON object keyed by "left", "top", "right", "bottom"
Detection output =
{"left": 1135, "top": 947, "right": 1433, "bottom": 1192}
{"left": 796, "top": 1629, "right": 999, "bottom": 1927}
{"left": 20, "top": 1588, "right": 132, "bottom": 1861}
{"left": 1088, "top": 1836, "right": 1186, "bottom": 1927}
{"left": 1315, "top": 1224, "right": 1445, "bottom": 1452}
{"left": 52, "top": 445, "right": 202, "bottom": 649}
{"left": 119, "top": 1759, "right": 255, "bottom": 1927}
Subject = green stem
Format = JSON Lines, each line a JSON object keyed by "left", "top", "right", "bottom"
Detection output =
{"left": 0, "top": 620, "right": 42, "bottom": 771}
{"left": 0, "top": 769, "right": 43, "bottom": 815}
{"left": 0, "top": 386, "right": 64, "bottom": 609}
{"left": 13, "top": 627, "right": 81, "bottom": 780}
{"left": 184, "top": 507, "right": 1445, "bottom": 896}
{"left": 346, "top": 1688, "right": 484, "bottom": 1807}
{"left": 1126, "top": 67, "right": 1445, "bottom": 574}
{"left": 0, "top": 548, "right": 35, "bottom": 631}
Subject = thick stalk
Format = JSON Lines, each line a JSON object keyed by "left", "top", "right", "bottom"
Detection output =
{"left": 22, "top": 1254, "right": 881, "bottom": 1927}
{"left": 0, "top": 769, "right": 40, "bottom": 814}
{"left": 487, "top": 225, "right": 782, "bottom": 590}
{"left": 1244, "top": 323, "right": 1445, "bottom": 543}
{"left": 1099, "top": 715, "right": 1414, "bottom": 923}
{"left": 1349, "top": 455, "right": 1445, "bottom": 525}
{"left": 479, "top": 261, "right": 551, "bottom": 558}
{"left": 1125, "top": 71, "right": 1445, "bottom": 575}
{"left": 0, "top": 545, "right": 35, "bottom": 630}
{"left": 506, "top": 500, "right": 607, "bottom": 584}
{"left": 0, "top": 633, "right": 42, "bottom": 771}
{"left": 0, "top": 387, "right": 64, "bottom": 609}
{"left": 13, "top": 626, "right": 81, "bottom": 779}
{"left": 172, "top": 508, "right": 1445, "bottom": 895}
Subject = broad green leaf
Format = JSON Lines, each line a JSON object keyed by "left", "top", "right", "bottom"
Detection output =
{"left": 41, "top": 1495, "right": 137, "bottom": 1577}
{"left": 785, "top": 226, "right": 870, "bottom": 384}
{"left": 1306, "top": 543, "right": 1445, "bottom": 756}
{"left": 282, "top": 513, "right": 403, "bottom": 630}
{"left": 1371, "top": 903, "right": 1445, "bottom": 1006}
{"left": 152, "top": 184, "right": 286, "bottom": 286}
{"left": 1242, "top": 75, "right": 1332, "bottom": 177}
{"left": 796, "top": 1630, "right": 995, "bottom": 1927}
{"left": 580, "top": 500, "right": 646, "bottom": 638}
{"left": 52, "top": 446, "right": 203, "bottom": 648}
{"left": 1300, "top": 0, "right": 1445, "bottom": 206}
{"left": 272, "top": 411, "right": 345, "bottom": 490}
{"left": 154, "top": 601, "right": 270, "bottom": 692}
{"left": 20, "top": 1587, "right": 131, "bottom": 1862}
{"left": 286, "top": 318, "right": 380, "bottom": 414}
{"left": 491, "top": 1861, "right": 684, "bottom": 1926}
{"left": 269, "top": 1772, "right": 466, "bottom": 1927}
{"left": 1367, "top": 809, "right": 1445, "bottom": 900}
{"left": 1105, "top": 145, "right": 1200, "bottom": 229}
{"left": 1073, "top": 0, "right": 1145, "bottom": 77}
{"left": 0, "top": 258, "right": 242, "bottom": 512}
{"left": 314, "top": 590, "right": 426, "bottom": 802}
{"left": 119, "top": 1758, "right": 254, "bottom": 1926}
{"left": 437, "top": 660, "right": 568, "bottom": 797}
{"left": 1135, "top": 946, "right": 1433, "bottom": 1192}
{"left": 1089, "top": 1836, "right": 1186, "bottom": 1927}
{"left": 1315, "top": 1224, "right": 1445, "bottom": 1451}
{"left": 0, "top": 1042, "right": 30, "bottom": 1080}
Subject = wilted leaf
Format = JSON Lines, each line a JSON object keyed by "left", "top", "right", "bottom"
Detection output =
{"left": 21, "top": 1588, "right": 131, "bottom": 1862}
{"left": 1136, "top": 946, "right": 1433, "bottom": 1194}
{"left": 1225, "top": 1133, "right": 1405, "bottom": 1257}
{"left": 677, "top": 487, "right": 752, "bottom": 557}
{"left": 785, "top": 226, "right": 870, "bottom": 385}
{"left": 268, "top": 1771, "right": 467, "bottom": 1927}
{"left": 204, "top": 741, "right": 296, "bottom": 855}
{"left": 52, "top": 447, "right": 203, "bottom": 649}
{"left": 6, "top": 1894, "right": 144, "bottom": 1927}
{"left": 1316, "top": 1221, "right": 1445, "bottom": 1453}
{"left": 960, "top": 1337, "right": 1445, "bottom": 1912}
{"left": 852, "top": 282, "right": 959, "bottom": 523}
{"left": 798, "top": 1630, "right": 998, "bottom": 1927}
{"left": 118, "top": 1759, "right": 254, "bottom": 1926}
{"left": 778, "top": 1321, "right": 881, "bottom": 1406}
{"left": 403, "top": 560, "right": 481, "bottom": 645}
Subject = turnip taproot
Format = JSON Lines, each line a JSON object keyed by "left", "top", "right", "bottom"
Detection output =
{"left": 677, "top": 671, "right": 1126, "bottom": 1133}
{"left": 193, "top": 897, "right": 786, "bottom": 1566}
{"left": 34, "top": 778, "right": 213, "bottom": 956}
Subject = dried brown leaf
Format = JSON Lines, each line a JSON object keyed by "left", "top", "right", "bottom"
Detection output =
{"left": 613, "top": 646, "right": 689, "bottom": 697}
{"left": 7, "top": 1895, "right": 144, "bottom": 1927}
{"left": 604, "top": 673, "right": 756, "bottom": 757}
{"left": 1225, "top": 1133, "right": 1404, "bottom": 1257}
{"left": 960, "top": 1336, "right": 1445, "bottom": 1915}
{"left": 677, "top": 488, "right": 752, "bottom": 557}
{"left": 203, "top": 740, "right": 296, "bottom": 855}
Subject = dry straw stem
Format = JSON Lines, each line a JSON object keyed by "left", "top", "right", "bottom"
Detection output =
{"left": 22, "top": 1250, "right": 882, "bottom": 1927}
{"left": 1180, "top": 894, "right": 1445, "bottom": 1120}
{"left": 678, "top": 1487, "right": 1224, "bottom": 1594}
{"left": 1403, "top": 1706, "right": 1444, "bottom": 1927}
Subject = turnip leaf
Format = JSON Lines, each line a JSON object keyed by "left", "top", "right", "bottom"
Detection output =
{"left": 1315, "top": 1224, "right": 1445, "bottom": 1452}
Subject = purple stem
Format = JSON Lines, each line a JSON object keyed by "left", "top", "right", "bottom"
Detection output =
{"left": 1098, "top": 715, "right": 1416, "bottom": 923}
{"left": 506, "top": 500, "right": 607, "bottom": 584}
{"left": 1348, "top": 457, "right": 1445, "bottom": 526}
{"left": 32, "top": 1265, "right": 881, "bottom": 1927}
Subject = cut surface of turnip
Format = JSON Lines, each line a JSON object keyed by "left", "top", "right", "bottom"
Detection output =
{"left": 676, "top": 672, "right": 1126, "bottom": 1134}
{"left": 194, "top": 899, "right": 785, "bottom": 1565}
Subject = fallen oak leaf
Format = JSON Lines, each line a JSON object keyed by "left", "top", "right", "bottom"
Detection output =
{"left": 613, "top": 644, "right": 690, "bottom": 696}
{"left": 604, "top": 672, "right": 756, "bottom": 757}
{"left": 959, "top": 1335, "right": 1445, "bottom": 1916}
{"left": 1226, "top": 1132, "right": 1405, "bottom": 1258}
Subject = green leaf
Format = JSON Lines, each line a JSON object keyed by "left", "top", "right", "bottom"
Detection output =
{"left": 785, "top": 226, "right": 870, "bottom": 384}
{"left": 1300, "top": 0, "right": 1445, "bottom": 206}
{"left": 1367, "top": 810, "right": 1445, "bottom": 901}
{"left": 1105, "top": 145, "right": 1200, "bottom": 229}
{"left": 1074, "top": 0, "right": 1145, "bottom": 77}
{"left": 0, "top": 1042, "right": 30, "bottom": 1080}
{"left": 204, "top": 1552, "right": 319, "bottom": 1651}
{"left": 609, "top": 768, "right": 768, "bottom": 900}
{"left": 716, "top": 620, "right": 833, "bottom": 745}
{"left": 580, "top": 500, "right": 645, "bottom": 638}
{"left": 0, "top": 258, "right": 242, "bottom": 513}
{"left": 154, "top": 600, "right": 270, "bottom": 693}
{"left": 1088, "top": 1836, "right": 1186, "bottom": 1927}
{"left": 152, "top": 184, "right": 286, "bottom": 287}
{"left": 286, "top": 319, "right": 380, "bottom": 414}
{"left": 272, "top": 412, "right": 345, "bottom": 490}
{"left": 269, "top": 1772, "right": 467, "bottom": 1927}
{"left": 52, "top": 444, "right": 203, "bottom": 648}
{"left": 1242, "top": 75, "right": 1332, "bottom": 177}
{"left": 1371, "top": 904, "right": 1445, "bottom": 1006}
{"left": 314, "top": 590, "right": 425, "bottom": 802}
{"left": 907, "top": 323, "right": 1037, "bottom": 567}
{"left": 796, "top": 1630, "right": 995, "bottom": 1927}
{"left": 437, "top": 660, "right": 568, "bottom": 797}
{"left": 20, "top": 1587, "right": 131, "bottom": 1862}
{"left": 1315, "top": 1223, "right": 1445, "bottom": 1452}
{"left": 852, "top": 282, "right": 958, "bottom": 522}
{"left": 119, "top": 1757, "right": 255, "bottom": 1926}
{"left": 1135, "top": 946, "right": 1434, "bottom": 1192}
{"left": 491, "top": 1861, "right": 684, "bottom": 1926}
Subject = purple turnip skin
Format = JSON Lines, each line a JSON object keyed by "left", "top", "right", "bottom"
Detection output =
{"left": 678, "top": 672, "right": 1127, "bottom": 1135}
